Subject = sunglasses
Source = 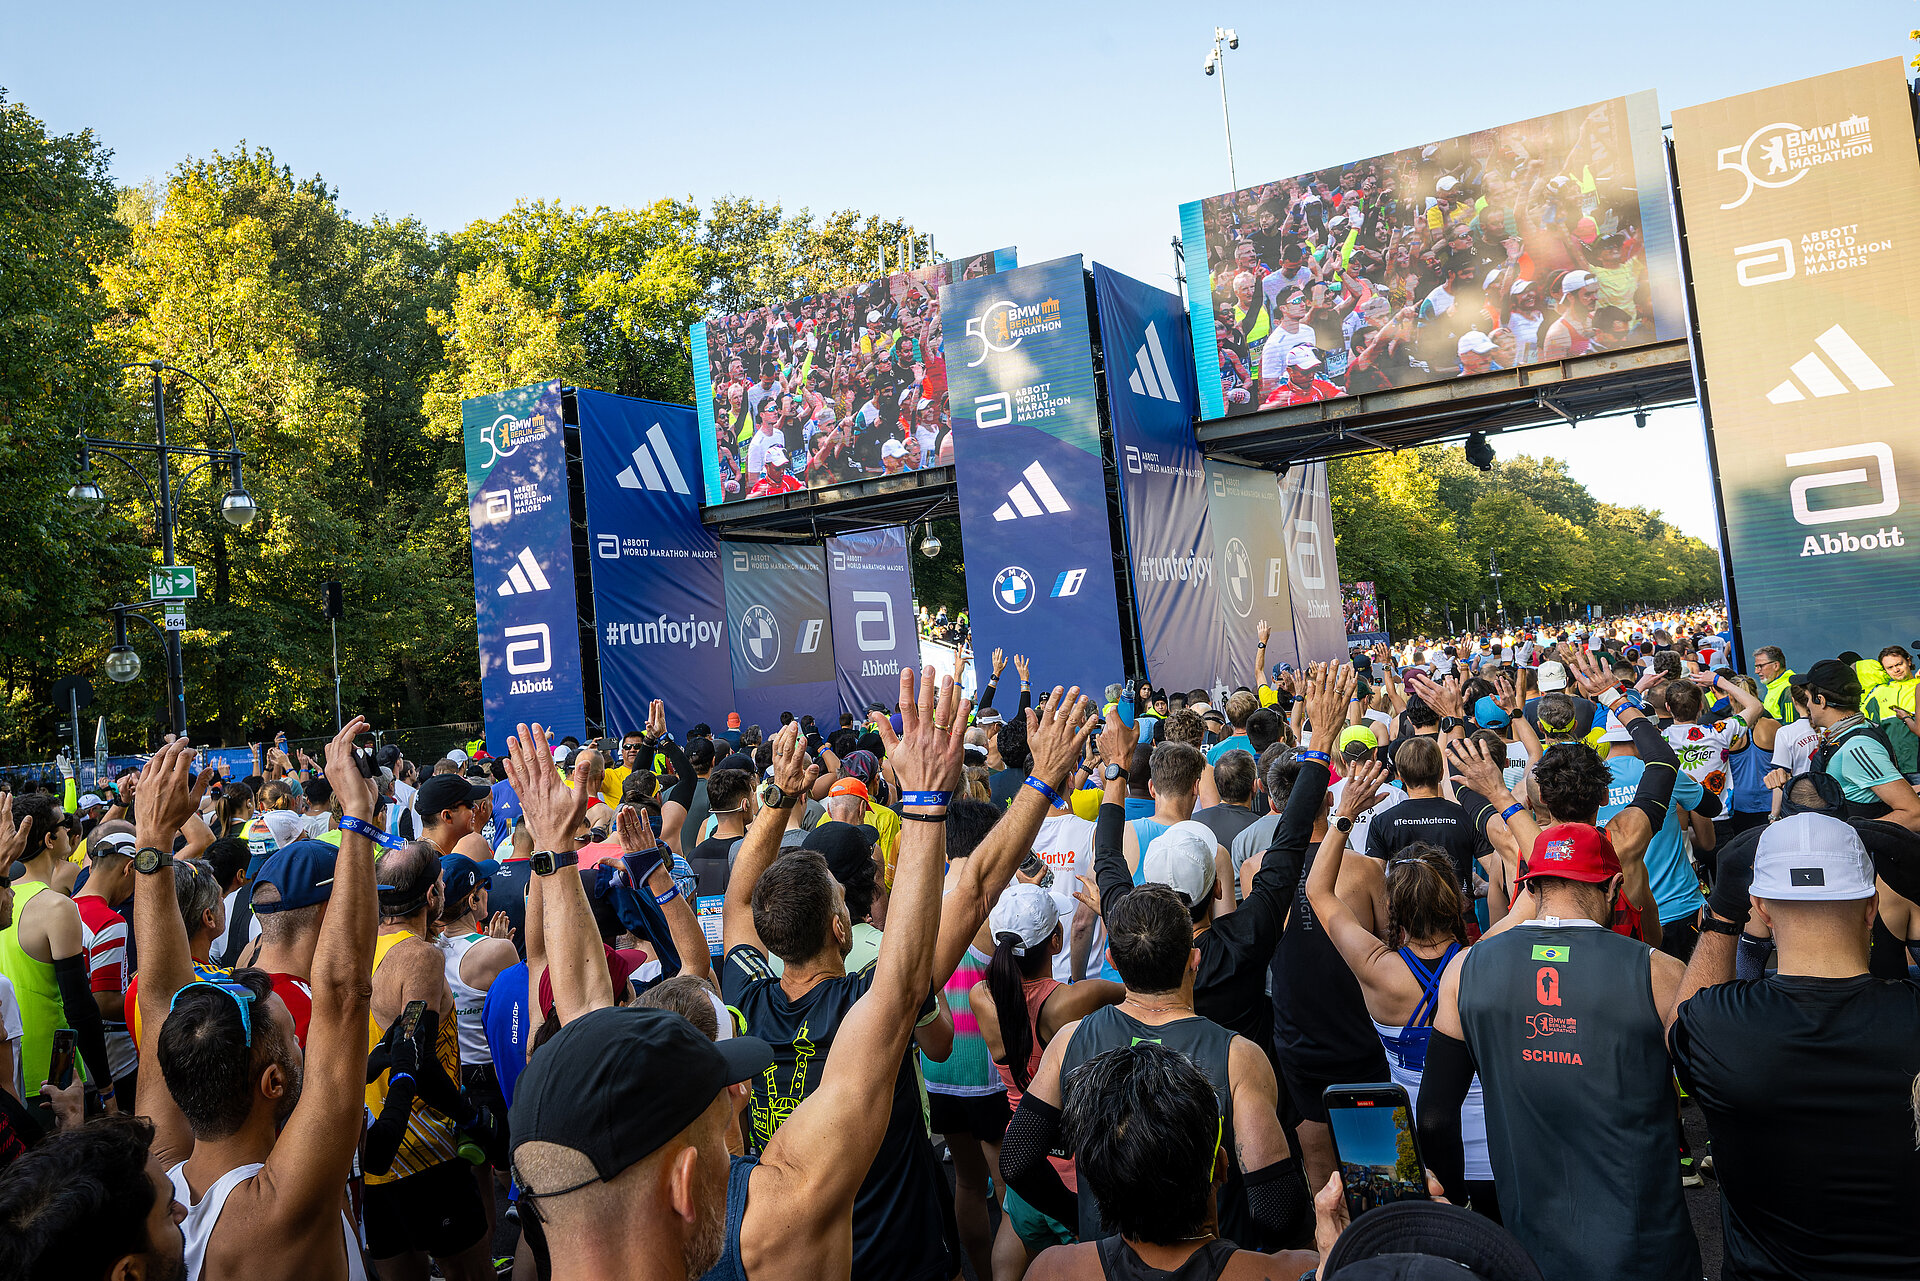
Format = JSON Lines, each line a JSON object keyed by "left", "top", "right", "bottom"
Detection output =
{"left": 171, "top": 979, "right": 257, "bottom": 1046}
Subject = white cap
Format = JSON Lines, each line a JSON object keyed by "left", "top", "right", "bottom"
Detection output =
{"left": 447, "top": 748, "right": 470, "bottom": 764}
{"left": 1285, "top": 346, "right": 1321, "bottom": 370}
{"left": 1508, "top": 277, "right": 1533, "bottom": 295}
{"left": 866, "top": 308, "right": 881, "bottom": 324}
{"left": 1600, "top": 712, "right": 1634, "bottom": 744}
{"left": 1436, "top": 176, "right": 1459, "bottom": 194}
{"left": 880, "top": 438, "right": 908, "bottom": 460}
{"left": 552, "top": 744, "right": 573, "bottom": 766}
{"left": 1752, "top": 813, "right": 1877, "bottom": 901}
{"left": 1536, "top": 660, "right": 1570, "bottom": 692}
{"left": 77, "top": 793, "right": 105, "bottom": 809}
{"left": 765, "top": 447, "right": 790, "bottom": 467}
{"left": 261, "top": 809, "right": 308, "bottom": 849}
{"left": 1142, "top": 821, "right": 1219, "bottom": 905}
{"left": 989, "top": 882, "right": 1060, "bottom": 956}
{"left": 1560, "top": 270, "right": 1596, "bottom": 295}
{"left": 1457, "top": 330, "right": 1496, "bottom": 356}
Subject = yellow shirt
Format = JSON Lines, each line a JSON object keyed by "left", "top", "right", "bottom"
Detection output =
{"left": 365, "top": 929, "right": 464, "bottom": 1182}
{"left": 871, "top": 803, "right": 903, "bottom": 891}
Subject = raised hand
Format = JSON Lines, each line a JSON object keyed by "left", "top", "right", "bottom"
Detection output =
{"left": 0, "top": 798, "right": 27, "bottom": 870}
{"left": 1073, "top": 873, "right": 1102, "bottom": 917}
{"left": 487, "top": 912, "right": 515, "bottom": 941}
{"left": 874, "top": 666, "right": 968, "bottom": 796}
{"left": 1013, "top": 654, "right": 1030, "bottom": 683}
{"left": 1334, "top": 759, "right": 1391, "bottom": 818}
{"left": 646, "top": 699, "right": 667, "bottom": 741}
{"left": 1101, "top": 702, "right": 1141, "bottom": 777}
{"left": 1306, "top": 661, "right": 1359, "bottom": 751}
{"left": 1444, "top": 736, "right": 1509, "bottom": 799}
{"left": 1405, "top": 671, "right": 1466, "bottom": 719}
{"left": 769, "top": 723, "right": 822, "bottom": 799}
{"left": 322, "top": 717, "right": 374, "bottom": 819}
{"left": 1257, "top": 619, "right": 1272, "bottom": 648}
{"left": 1025, "top": 687, "right": 1095, "bottom": 788}
{"left": 1567, "top": 649, "right": 1617, "bottom": 700}
{"left": 992, "top": 647, "right": 1007, "bottom": 678}
{"left": 503, "top": 723, "right": 595, "bottom": 853}
{"left": 615, "top": 802, "right": 658, "bottom": 855}
{"left": 135, "top": 739, "right": 213, "bottom": 852}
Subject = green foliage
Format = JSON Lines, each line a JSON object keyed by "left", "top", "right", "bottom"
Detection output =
{"left": 1330, "top": 444, "right": 1719, "bottom": 635}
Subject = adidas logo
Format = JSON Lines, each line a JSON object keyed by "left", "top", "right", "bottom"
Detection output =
{"left": 1127, "top": 322, "right": 1180, "bottom": 402}
{"left": 1766, "top": 325, "right": 1892, "bottom": 404}
{"left": 993, "top": 462, "right": 1072, "bottom": 521}
{"left": 496, "top": 548, "right": 552, "bottom": 596}
{"left": 615, "top": 424, "right": 692, "bottom": 494}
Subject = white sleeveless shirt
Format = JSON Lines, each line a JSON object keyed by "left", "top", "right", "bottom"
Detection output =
{"left": 167, "top": 1160, "right": 367, "bottom": 1281}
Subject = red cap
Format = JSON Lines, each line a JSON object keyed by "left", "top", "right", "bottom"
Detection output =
{"left": 827, "top": 776, "right": 869, "bottom": 801}
{"left": 727, "top": 713, "right": 742, "bottom": 729}
{"left": 1518, "top": 823, "right": 1621, "bottom": 887}
{"left": 537, "top": 943, "right": 643, "bottom": 1017}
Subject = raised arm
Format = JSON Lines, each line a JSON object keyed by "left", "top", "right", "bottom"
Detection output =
{"left": 932, "top": 685, "right": 1092, "bottom": 987}
{"left": 1305, "top": 760, "right": 1396, "bottom": 978}
{"left": 753, "top": 667, "right": 963, "bottom": 1242}
{"left": 722, "top": 724, "right": 820, "bottom": 959}
{"left": 1093, "top": 708, "right": 1141, "bottom": 919}
{"left": 268, "top": 717, "right": 381, "bottom": 1216}
{"left": 503, "top": 722, "right": 608, "bottom": 1024}
{"left": 618, "top": 805, "right": 712, "bottom": 987}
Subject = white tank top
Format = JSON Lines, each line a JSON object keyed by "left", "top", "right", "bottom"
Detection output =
{"left": 439, "top": 932, "right": 493, "bottom": 1065}
{"left": 167, "top": 1160, "right": 367, "bottom": 1281}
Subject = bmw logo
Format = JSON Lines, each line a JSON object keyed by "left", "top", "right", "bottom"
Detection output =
{"left": 1223, "top": 538, "right": 1252, "bottom": 618}
{"left": 993, "top": 566, "right": 1035, "bottom": 614}
{"left": 740, "top": 604, "right": 781, "bottom": 673}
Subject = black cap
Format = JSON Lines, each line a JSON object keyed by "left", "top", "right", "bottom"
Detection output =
{"left": 1322, "top": 1200, "right": 1542, "bottom": 1279}
{"left": 510, "top": 1007, "right": 771, "bottom": 1181}
{"left": 416, "top": 773, "right": 490, "bottom": 820}
{"left": 802, "top": 820, "right": 880, "bottom": 889}
{"left": 1789, "top": 658, "right": 1861, "bottom": 704}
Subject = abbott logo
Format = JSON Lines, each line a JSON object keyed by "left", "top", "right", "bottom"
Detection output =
{"left": 831, "top": 550, "right": 847, "bottom": 572}
{"left": 1734, "top": 239, "right": 1794, "bottom": 287}
{"left": 852, "top": 592, "right": 895, "bottom": 651}
{"left": 615, "top": 424, "right": 692, "bottom": 495}
{"left": 1787, "top": 443, "right": 1898, "bottom": 526}
{"left": 731, "top": 550, "right": 751, "bottom": 573}
{"left": 481, "top": 489, "right": 511, "bottom": 525}
{"left": 503, "top": 624, "right": 552, "bottom": 674}
{"left": 1290, "top": 518, "right": 1327, "bottom": 589}
{"left": 596, "top": 533, "right": 619, "bottom": 560}
{"left": 975, "top": 392, "right": 1012, "bottom": 429}
{"left": 1124, "top": 445, "right": 1141, "bottom": 474}
{"left": 1127, "top": 322, "right": 1180, "bottom": 401}
{"left": 1766, "top": 325, "right": 1892, "bottom": 403}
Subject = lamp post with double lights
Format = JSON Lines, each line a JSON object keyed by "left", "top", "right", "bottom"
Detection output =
{"left": 1202, "top": 26, "right": 1241, "bottom": 193}
{"left": 69, "top": 361, "right": 258, "bottom": 737}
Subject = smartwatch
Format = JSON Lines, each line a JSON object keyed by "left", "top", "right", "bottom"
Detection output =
{"left": 759, "top": 781, "right": 792, "bottom": 810}
{"left": 530, "top": 849, "right": 580, "bottom": 877}
{"left": 133, "top": 846, "right": 173, "bottom": 876}
{"left": 1332, "top": 814, "right": 1354, "bottom": 834}
{"left": 1104, "top": 762, "right": 1129, "bottom": 783}
{"left": 1699, "top": 914, "right": 1742, "bottom": 936}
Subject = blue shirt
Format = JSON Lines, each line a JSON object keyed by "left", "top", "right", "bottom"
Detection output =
{"left": 1599, "top": 756, "right": 1705, "bottom": 925}
{"left": 1206, "top": 734, "right": 1253, "bottom": 765}
{"left": 483, "top": 962, "right": 532, "bottom": 1108}
{"left": 489, "top": 779, "right": 522, "bottom": 829}
{"left": 1123, "top": 796, "right": 1156, "bottom": 823}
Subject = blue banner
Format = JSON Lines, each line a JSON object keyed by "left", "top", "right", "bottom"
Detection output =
{"left": 1279, "top": 462, "right": 1348, "bottom": 664}
{"left": 1204, "top": 460, "right": 1297, "bottom": 686}
{"left": 721, "top": 542, "right": 838, "bottom": 730}
{"left": 1091, "top": 263, "right": 1219, "bottom": 692}
{"left": 826, "top": 528, "right": 920, "bottom": 716}
{"left": 943, "top": 257, "right": 1126, "bottom": 699}
{"left": 576, "top": 389, "right": 733, "bottom": 740}
{"left": 463, "top": 381, "right": 584, "bottom": 754}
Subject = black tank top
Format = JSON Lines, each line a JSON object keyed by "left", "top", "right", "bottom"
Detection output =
{"left": 1457, "top": 923, "right": 1700, "bottom": 1281}
{"left": 1096, "top": 1236, "right": 1242, "bottom": 1281}
{"left": 1059, "top": 1007, "right": 1248, "bottom": 1248}
{"left": 1271, "top": 847, "right": 1389, "bottom": 1077}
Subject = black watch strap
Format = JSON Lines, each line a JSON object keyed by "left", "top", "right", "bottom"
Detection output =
{"left": 1104, "top": 763, "right": 1129, "bottom": 782}
{"left": 1699, "top": 914, "right": 1742, "bottom": 936}
{"left": 533, "top": 849, "right": 580, "bottom": 876}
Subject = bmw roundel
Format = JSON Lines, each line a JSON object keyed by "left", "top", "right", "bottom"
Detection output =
{"left": 993, "top": 566, "right": 1036, "bottom": 614}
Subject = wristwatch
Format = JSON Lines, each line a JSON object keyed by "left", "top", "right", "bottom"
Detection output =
{"left": 759, "top": 781, "right": 792, "bottom": 810}
{"left": 1332, "top": 814, "right": 1354, "bottom": 834}
{"left": 530, "top": 849, "right": 580, "bottom": 877}
{"left": 1104, "top": 763, "right": 1129, "bottom": 783}
{"left": 133, "top": 845, "right": 173, "bottom": 875}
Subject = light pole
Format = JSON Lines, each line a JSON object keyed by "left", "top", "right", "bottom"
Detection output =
{"left": 71, "top": 361, "right": 257, "bottom": 738}
{"left": 1489, "top": 553, "right": 1506, "bottom": 629}
{"left": 1202, "top": 27, "right": 1240, "bottom": 192}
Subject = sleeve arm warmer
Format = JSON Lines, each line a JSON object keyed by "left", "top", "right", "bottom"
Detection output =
{"left": 978, "top": 680, "right": 997, "bottom": 710}
{"left": 1250, "top": 761, "right": 1330, "bottom": 910}
{"left": 1095, "top": 802, "right": 1134, "bottom": 924}
{"left": 361, "top": 1073, "right": 418, "bottom": 1176}
{"left": 1001, "top": 1095, "right": 1079, "bottom": 1229}
{"left": 661, "top": 739, "right": 697, "bottom": 810}
{"left": 1243, "top": 1157, "right": 1312, "bottom": 1247}
{"left": 1626, "top": 715, "right": 1680, "bottom": 830}
{"left": 53, "top": 954, "right": 111, "bottom": 1093}
{"left": 1414, "top": 1030, "right": 1475, "bottom": 1206}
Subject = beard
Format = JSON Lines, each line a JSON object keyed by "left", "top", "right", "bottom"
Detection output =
{"left": 682, "top": 1161, "right": 728, "bottom": 1277}
{"left": 272, "top": 1049, "right": 304, "bottom": 1130}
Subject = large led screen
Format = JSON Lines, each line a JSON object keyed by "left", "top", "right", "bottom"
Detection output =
{"left": 1178, "top": 92, "right": 1683, "bottom": 420}
{"left": 691, "top": 248, "right": 1016, "bottom": 503}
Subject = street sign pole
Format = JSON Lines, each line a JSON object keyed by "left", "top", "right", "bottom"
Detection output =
{"left": 69, "top": 688, "right": 82, "bottom": 772}
{"left": 332, "top": 616, "right": 343, "bottom": 732}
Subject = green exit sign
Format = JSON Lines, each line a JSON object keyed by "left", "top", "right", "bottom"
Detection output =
{"left": 149, "top": 565, "right": 197, "bottom": 599}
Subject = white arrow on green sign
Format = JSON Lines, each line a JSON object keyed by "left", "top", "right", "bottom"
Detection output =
{"left": 149, "top": 566, "right": 198, "bottom": 600}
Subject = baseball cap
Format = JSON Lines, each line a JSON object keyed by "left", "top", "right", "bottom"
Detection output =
{"left": 416, "top": 773, "right": 490, "bottom": 819}
{"left": 1285, "top": 346, "right": 1321, "bottom": 370}
{"left": 1337, "top": 725, "right": 1380, "bottom": 753}
{"left": 826, "top": 776, "right": 870, "bottom": 801}
{"left": 1473, "top": 696, "right": 1510, "bottom": 730}
{"left": 1436, "top": 175, "right": 1459, "bottom": 194}
{"left": 253, "top": 839, "right": 342, "bottom": 914}
{"left": 260, "top": 808, "right": 310, "bottom": 852}
{"left": 440, "top": 852, "right": 502, "bottom": 904}
{"left": 880, "top": 438, "right": 908, "bottom": 460}
{"left": 1790, "top": 658, "right": 1862, "bottom": 706}
{"left": 1599, "top": 709, "right": 1636, "bottom": 743}
{"left": 1457, "top": 330, "right": 1496, "bottom": 356}
{"left": 1559, "top": 270, "right": 1596, "bottom": 295}
{"left": 1508, "top": 277, "right": 1534, "bottom": 296}
{"left": 1535, "top": 660, "right": 1569, "bottom": 693}
{"left": 1750, "top": 813, "right": 1876, "bottom": 901}
{"left": 1142, "top": 821, "right": 1218, "bottom": 905}
{"left": 765, "top": 446, "right": 789, "bottom": 468}
{"left": 988, "top": 882, "right": 1059, "bottom": 956}
{"left": 88, "top": 828, "right": 138, "bottom": 860}
{"left": 1517, "top": 823, "right": 1620, "bottom": 887}
{"left": 1321, "top": 1200, "right": 1543, "bottom": 1280}
{"left": 77, "top": 793, "right": 105, "bottom": 810}
{"left": 865, "top": 308, "right": 881, "bottom": 324}
{"left": 801, "top": 821, "right": 881, "bottom": 890}
{"left": 512, "top": 1006, "right": 772, "bottom": 1183}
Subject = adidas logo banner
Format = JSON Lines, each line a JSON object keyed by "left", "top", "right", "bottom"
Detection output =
{"left": 615, "top": 423, "right": 693, "bottom": 493}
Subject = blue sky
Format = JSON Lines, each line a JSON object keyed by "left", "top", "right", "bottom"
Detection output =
{"left": 11, "top": 2, "right": 1914, "bottom": 544}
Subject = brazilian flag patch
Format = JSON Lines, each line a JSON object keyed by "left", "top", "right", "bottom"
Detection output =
{"left": 1531, "top": 944, "right": 1570, "bottom": 962}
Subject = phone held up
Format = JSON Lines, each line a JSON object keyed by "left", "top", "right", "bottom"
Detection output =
{"left": 1323, "top": 1082, "right": 1430, "bottom": 1219}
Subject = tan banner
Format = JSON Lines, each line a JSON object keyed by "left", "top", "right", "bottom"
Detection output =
{"left": 1672, "top": 59, "right": 1920, "bottom": 667}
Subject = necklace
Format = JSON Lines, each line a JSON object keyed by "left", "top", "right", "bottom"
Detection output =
{"left": 1123, "top": 995, "right": 1193, "bottom": 1015}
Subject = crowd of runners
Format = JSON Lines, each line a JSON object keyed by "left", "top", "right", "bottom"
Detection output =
{"left": 4, "top": 605, "right": 1919, "bottom": 1281}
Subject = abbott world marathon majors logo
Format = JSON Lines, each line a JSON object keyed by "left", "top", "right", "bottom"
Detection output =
{"left": 1718, "top": 112, "right": 1872, "bottom": 209}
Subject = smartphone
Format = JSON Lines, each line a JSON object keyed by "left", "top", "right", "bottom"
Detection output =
{"left": 49, "top": 1028, "right": 77, "bottom": 1090}
{"left": 396, "top": 999, "right": 427, "bottom": 1046}
{"left": 1018, "top": 851, "right": 1056, "bottom": 891}
{"left": 1119, "top": 680, "right": 1136, "bottom": 729}
{"left": 1323, "top": 1083, "right": 1429, "bottom": 1218}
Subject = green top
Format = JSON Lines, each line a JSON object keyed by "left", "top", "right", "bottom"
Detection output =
{"left": 0, "top": 881, "right": 69, "bottom": 1096}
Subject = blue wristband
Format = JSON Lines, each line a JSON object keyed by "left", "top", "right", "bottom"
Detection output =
{"left": 900, "top": 790, "right": 953, "bottom": 807}
{"left": 1296, "top": 749, "right": 1331, "bottom": 765}
{"left": 653, "top": 884, "right": 680, "bottom": 907}
{"left": 1023, "top": 776, "right": 1067, "bottom": 810}
{"left": 1501, "top": 803, "right": 1526, "bottom": 822}
{"left": 339, "top": 814, "right": 401, "bottom": 849}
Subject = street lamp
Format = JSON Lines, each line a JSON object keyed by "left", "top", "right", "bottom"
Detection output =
{"left": 1489, "top": 553, "right": 1506, "bottom": 629}
{"left": 1202, "top": 26, "right": 1241, "bottom": 192}
{"left": 919, "top": 524, "right": 942, "bottom": 558}
{"left": 73, "top": 361, "right": 257, "bottom": 737}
